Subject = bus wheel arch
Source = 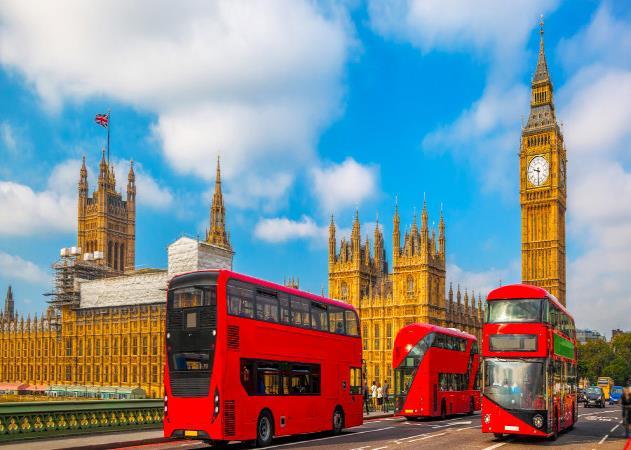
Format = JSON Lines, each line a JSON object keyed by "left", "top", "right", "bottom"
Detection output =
{"left": 256, "top": 409, "right": 274, "bottom": 447}
{"left": 332, "top": 405, "right": 345, "bottom": 434}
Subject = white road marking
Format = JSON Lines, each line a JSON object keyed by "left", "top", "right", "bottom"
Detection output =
{"left": 431, "top": 420, "right": 472, "bottom": 428}
{"left": 579, "top": 410, "right": 617, "bottom": 417}
{"left": 349, "top": 447, "right": 371, "bottom": 450}
{"left": 482, "top": 441, "right": 510, "bottom": 450}
{"left": 610, "top": 424, "right": 620, "bottom": 433}
{"left": 264, "top": 426, "right": 395, "bottom": 449}
{"left": 598, "top": 434, "right": 608, "bottom": 444}
{"left": 456, "top": 425, "right": 481, "bottom": 431}
{"left": 372, "top": 447, "right": 388, "bottom": 450}
{"left": 407, "top": 432, "right": 447, "bottom": 442}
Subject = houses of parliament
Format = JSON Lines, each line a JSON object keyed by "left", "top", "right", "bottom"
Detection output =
{"left": 0, "top": 153, "right": 233, "bottom": 398}
{"left": 0, "top": 21, "right": 566, "bottom": 398}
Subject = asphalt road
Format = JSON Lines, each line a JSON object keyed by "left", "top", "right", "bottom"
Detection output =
{"left": 3, "top": 403, "right": 628, "bottom": 449}
{"left": 123, "top": 403, "right": 629, "bottom": 450}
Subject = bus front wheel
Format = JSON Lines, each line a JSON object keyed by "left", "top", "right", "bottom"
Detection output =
{"left": 256, "top": 410, "right": 274, "bottom": 447}
{"left": 332, "top": 406, "right": 344, "bottom": 435}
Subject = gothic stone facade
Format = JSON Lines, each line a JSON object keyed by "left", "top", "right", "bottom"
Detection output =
{"left": 0, "top": 157, "right": 233, "bottom": 398}
{"left": 328, "top": 205, "right": 483, "bottom": 384}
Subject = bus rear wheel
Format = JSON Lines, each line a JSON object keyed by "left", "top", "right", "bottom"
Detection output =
{"left": 256, "top": 410, "right": 274, "bottom": 447}
{"left": 493, "top": 433, "right": 503, "bottom": 439}
{"left": 332, "top": 407, "right": 344, "bottom": 435}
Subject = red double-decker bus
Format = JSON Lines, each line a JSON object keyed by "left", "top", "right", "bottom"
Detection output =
{"left": 393, "top": 323, "right": 480, "bottom": 420}
{"left": 481, "top": 284, "right": 577, "bottom": 440}
{"left": 163, "top": 270, "right": 363, "bottom": 447}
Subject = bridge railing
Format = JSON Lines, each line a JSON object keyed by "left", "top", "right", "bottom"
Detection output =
{"left": 0, "top": 399, "right": 163, "bottom": 441}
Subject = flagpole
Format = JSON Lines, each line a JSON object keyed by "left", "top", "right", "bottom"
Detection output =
{"left": 107, "top": 110, "right": 111, "bottom": 165}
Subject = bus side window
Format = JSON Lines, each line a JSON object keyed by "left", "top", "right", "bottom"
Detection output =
{"left": 311, "top": 302, "right": 328, "bottom": 331}
{"left": 344, "top": 310, "right": 359, "bottom": 336}
{"left": 255, "top": 291, "right": 279, "bottom": 323}
{"left": 350, "top": 367, "right": 362, "bottom": 394}
{"left": 279, "top": 293, "right": 291, "bottom": 324}
{"left": 328, "top": 306, "right": 345, "bottom": 334}
{"left": 290, "top": 296, "right": 311, "bottom": 328}
{"left": 227, "top": 283, "right": 254, "bottom": 318}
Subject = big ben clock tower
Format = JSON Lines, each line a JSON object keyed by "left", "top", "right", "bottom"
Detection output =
{"left": 520, "top": 18, "right": 567, "bottom": 305}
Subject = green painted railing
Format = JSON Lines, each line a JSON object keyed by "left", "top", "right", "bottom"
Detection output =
{"left": 0, "top": 399, "right": 163, "bottom": 441}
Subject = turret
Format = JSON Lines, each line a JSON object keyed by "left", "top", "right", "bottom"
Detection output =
{"left": 351, "top": 209, "right": 360, "bottom": 261}
{"left": 127, "top": 160, "right": 136, "bottom": 202}
{"left": 328, "top": 214, "right": 336, "bottom": 263}
{"left": 98, "top": 148, "right": 108, "bottom": 186}
{"left": 3, "top": 286, "right": 15, "bottom": 321}
{"left": 392, "top": 199, "right": 400, "bottom": 261}
{"left": 79, "top": 156, "right": 88, "bottom": 198}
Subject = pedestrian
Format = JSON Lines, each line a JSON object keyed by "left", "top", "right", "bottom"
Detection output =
{"left": 363, "top": 381, "right": 370, "bottom": 415}
{"left": 382, "top": 380, "right": 389, "bottom": 412}
{"left": 622, "top": 380, "right": 631, "bottom": 438}
{"left": 377, "top": 383, "right": 383, "bottom": 410}
{"left": 371, "top": 381, "right": 377, "bottom": 411}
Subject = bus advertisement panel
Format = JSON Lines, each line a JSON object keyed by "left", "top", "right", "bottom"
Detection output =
{"left": 393, "top": 323, "right": 480, "bottom": 420}
{"left": 163, "top": 270, "right": 363, "bottom": 447}
{"left": 481, "top": 284, "right": 578, "bottom": 441}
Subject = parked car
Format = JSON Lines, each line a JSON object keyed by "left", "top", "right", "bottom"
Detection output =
{"left": 578, "top": 388, "right": 587, "bottom": 404}
{"left": 585, "top": 386, "right": 606, "bottom": 408}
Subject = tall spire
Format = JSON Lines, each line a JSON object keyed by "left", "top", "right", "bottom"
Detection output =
{"left": 351, "top": 208, "right": 360, "bottom": 242}
{"left": 525, "top": 15, "right": 557, "bottom": 131}
{"left": 4, "top": 286, "right": 14, "bottom": 321}
{"left": 328, "top": 214, "right": 336, "bottom": 263}
{"left": 207, "top": 156, "right": 232, "bottom": 251}
{"left": 533, "top": 15, "right": 549, "bottom": 83}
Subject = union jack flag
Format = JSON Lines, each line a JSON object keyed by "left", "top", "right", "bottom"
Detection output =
{"left": 95, "top": 113, "right": 109, "bottom": 128}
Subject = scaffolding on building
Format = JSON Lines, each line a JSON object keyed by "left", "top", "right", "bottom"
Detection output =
{"left": 44, "top": 247, "right": 114, "bottom": 334}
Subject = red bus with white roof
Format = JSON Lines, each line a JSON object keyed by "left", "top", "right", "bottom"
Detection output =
{"left": 392, "top": 323, "right": 481, "bottom": 419}
{"left": 481, "top": 284, "right": 577, "bottom": 440}
{"left": 163, "top": 270, "right": 363, "bottom": 447}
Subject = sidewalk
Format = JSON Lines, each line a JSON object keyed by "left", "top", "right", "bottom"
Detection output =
{"left": 1, "top": 411, "right": 395, "bottom": 449}
{"left": 364, "top": 410, "right": 395, "bottom": 420}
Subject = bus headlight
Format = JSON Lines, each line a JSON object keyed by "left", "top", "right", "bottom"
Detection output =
{"left": 212, "top": 388, "right": 220, "bottom": 421}
{"left": 484, "top": 414, "right": 491, "bottom": 424}
{"left": 533, "top": 414, "right": 544, "bottom": 429}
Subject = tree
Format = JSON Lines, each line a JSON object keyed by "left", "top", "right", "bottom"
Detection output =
{"left": 577, "top": 340, "right": 613, "bottom": 384}
{"left": 603, "top": 356, "right": 631, "bottom": 385}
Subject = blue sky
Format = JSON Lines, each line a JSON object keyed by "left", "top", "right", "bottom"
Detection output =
{"left": 1, "top": 1, "right": 630, "bottom": 336}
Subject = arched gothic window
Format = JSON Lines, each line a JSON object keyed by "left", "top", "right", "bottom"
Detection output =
{"left": 406, "top": 275, "right": 414, "bottom": 296}
{"left": 340, "top": 282, "right": 349, "bottom": 301}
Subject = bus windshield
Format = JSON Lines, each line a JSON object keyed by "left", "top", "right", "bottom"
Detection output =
{"left": 486, "top": 299, "right": 542, "bottom": 323}
{"left": 484, "top": 359, "right": 545, "bottom": 410}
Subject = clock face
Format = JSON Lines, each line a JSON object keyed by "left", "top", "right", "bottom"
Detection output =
{"left": 527, "top": 156, "right": 549, "bottom": 187}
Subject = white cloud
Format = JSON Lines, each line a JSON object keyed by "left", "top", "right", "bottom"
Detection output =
{"left": 554, "top": 5, "right": 631, "bottom": 333}
{"left": 0, "top": 122, "right": 17, "bottom": 151}
{"left": 0, "top": 156, "right": 174, "bottom": 235}
{"left": 312, "top": 158, "right": 380, "bottom": 212}
{"left": 111, "top": 160, "right": 174, "bottom": 210}
{"left": 447, "top": 260, "right": 520, "bottom": 299}
{"left": 0, "top": 251, "right": 50, "bottom": 284}
{"left": 369, "top": 0, "right": 558, "bottom": 80}
{"left": 254, "top": 215, "right": 325, "bottom": 243}
{"left": 0, "top": 181, "right": 75, "bottom": 235}
{"left": 0, "top": 1, "right": 354, "bottom": 208}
